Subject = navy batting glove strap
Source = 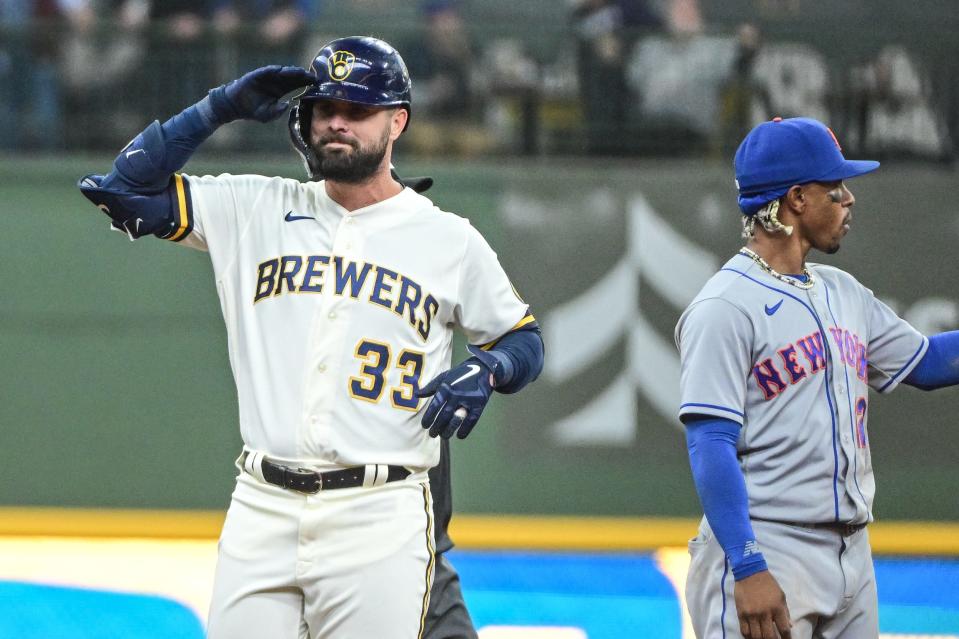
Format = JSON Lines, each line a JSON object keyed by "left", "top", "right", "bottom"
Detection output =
{"left": 209, "top": 65, "right": 315, "bottom": 125}
{"left": 466, "top": 344, "right": 514, "bottom": 387}
{"left": 416, "top": 358, "right": 494, "bottom": 439}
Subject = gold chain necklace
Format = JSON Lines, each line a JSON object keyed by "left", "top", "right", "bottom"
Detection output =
{"left": 739, "top": 247, "right": 815, "bottom": 290}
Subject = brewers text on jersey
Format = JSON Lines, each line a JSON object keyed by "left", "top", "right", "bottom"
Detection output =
{"left": 252, "top": 254, "right": 440, "bottom": 341}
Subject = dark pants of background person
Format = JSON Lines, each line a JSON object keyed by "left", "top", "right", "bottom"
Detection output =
{"left": 424, "top": 438, "right": 479, "bottom": 639}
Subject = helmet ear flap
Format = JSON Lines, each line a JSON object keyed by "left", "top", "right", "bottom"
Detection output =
{"left": 287, "top": 101, "right": 322, "bottom": 181}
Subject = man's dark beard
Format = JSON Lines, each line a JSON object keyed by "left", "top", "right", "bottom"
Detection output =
{"left": 311, "top": 130, "right": 389, "bottom": 183}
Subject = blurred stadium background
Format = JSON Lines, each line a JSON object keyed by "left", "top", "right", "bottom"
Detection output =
{"left": 2, "top": 0, "right": 958, "bottom": 637}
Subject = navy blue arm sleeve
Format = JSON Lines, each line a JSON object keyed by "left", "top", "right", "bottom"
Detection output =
{"left": 104, "top": 97, "right": 220, "bottom": 194}
{"left": 686, "top": 415, "right": 768, "bottom": 581}
{"left": 489, "top": 325, "right": 544, "bottom": 394}
{"left": 904, "top": 331, "right": 959, "bottom": 391}
{"left": 467, "top": 324, "right": 544, "bottom": 395}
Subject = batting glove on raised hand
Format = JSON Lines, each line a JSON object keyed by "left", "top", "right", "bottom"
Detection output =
{"left": 208, "top": 65, "right": 314, "bottom": 124}
{"left": 415, "top": 345, "right": 514, "bottom": 439}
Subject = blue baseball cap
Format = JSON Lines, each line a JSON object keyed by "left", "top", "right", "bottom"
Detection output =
{"left": 734, "top": 117, "right": 879, "bottom": 215}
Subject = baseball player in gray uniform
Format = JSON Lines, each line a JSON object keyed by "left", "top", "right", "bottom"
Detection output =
{"left": 76, "top": 36, "right": 544, "bottom": 638}
{"left": 675, "top": 117, "right": 959, "bottom": 639}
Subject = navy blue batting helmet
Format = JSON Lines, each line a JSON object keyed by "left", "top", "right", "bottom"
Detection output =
{"left": 289, "top": 36, "right": 412, "bottom": 180}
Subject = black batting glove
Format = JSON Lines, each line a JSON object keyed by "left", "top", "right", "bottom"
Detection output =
{"left": 208, "top": 65, "right": 314, "bottom": 124}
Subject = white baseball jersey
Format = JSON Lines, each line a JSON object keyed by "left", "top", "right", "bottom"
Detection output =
{"left": 675, "top": 251, "right": 927, "bottom": 524}
{"left": 168, "top": 173, "right": 530, "bottom": 471}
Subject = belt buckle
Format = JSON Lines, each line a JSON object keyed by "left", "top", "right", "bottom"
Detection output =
{"left": 283, "top": 467, "right": 322, "bottom": 494}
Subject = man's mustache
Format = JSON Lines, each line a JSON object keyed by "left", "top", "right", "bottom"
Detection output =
{"left": 317, "top": 134, "right": 358, "bottom": 148}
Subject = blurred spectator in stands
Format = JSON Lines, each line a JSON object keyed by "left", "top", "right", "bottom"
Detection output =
{"left": 60, "top": 0, "right": 150, "bottom": 149}
{"left": 402, "top": 0, "right": 491, "bottom": 156}
{"left": 147, "top": 1, "right": 216, "bottom": 119}
{"left": 625, "top": 0, "right": 738, "bottom": 155}
{"left": 846, "top": 45, "right": 952, "bottom": 162}
{"left": 211, "top": 0, "right": 315, "bottom": 68}
{"left": 205, "top": 0, "right": 315, "bottom": 152}
{"left": 1, "top": 1, "right": 30, "bottom": 149}
{"left": 484, "top": 37, "right": 541, "bottom": 155}
{"left": 747, "top": 41, "right": 829, "bottom": 125}
{"left": 755, "top": 0, "right": 800, "bottom": 18}
{"left": 570, "top": 0, "right": 662, "bottom": 155}
{"left": 1, "top": 0, "right": 70, "bottom": 150}
{"left": 716, "top": 22, "right": 771, "bottom": 156}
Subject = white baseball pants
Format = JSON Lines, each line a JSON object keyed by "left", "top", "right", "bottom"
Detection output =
{"left": 206, "top": 470, "right": 435, "bottom": 639}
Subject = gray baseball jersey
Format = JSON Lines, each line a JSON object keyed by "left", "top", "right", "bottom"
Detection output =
{"left": 675, "top": 251, "right": 927, "bottom": 524}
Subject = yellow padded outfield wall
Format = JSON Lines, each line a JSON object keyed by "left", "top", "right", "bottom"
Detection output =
{"left": 1, "top": 508, "right": 958, "bottom": 555}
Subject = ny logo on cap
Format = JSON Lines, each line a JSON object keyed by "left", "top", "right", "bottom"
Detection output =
{"left": 329, "top": 51, "right": 355, "bottom": 81}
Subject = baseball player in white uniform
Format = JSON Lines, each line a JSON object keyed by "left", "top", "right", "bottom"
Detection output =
{"left": 77, "top": 36, "right": 544, "bottom": 639}
{"left": 676, "top": 117, "right": 959, "bottom": 639}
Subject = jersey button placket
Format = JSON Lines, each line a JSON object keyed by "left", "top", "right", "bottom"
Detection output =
{"left": 302, "top": 250, "right": 349, "bottom": 455}
{"left": 340, "top": 215, "right": 355, "bottom": 252}
{"left": 816, "top": 293, "right": 855, "bottom": 469}
{"left": 302, "top": 213, "right": 359, "bottom": 453}
{"left": 333, "top": 214, "right": 360, "bottom": 256}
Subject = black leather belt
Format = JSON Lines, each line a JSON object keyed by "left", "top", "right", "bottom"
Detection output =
{"left": 242, "top": 452, "right": 410, "bottom": 494}
{"left": 753, "top": 517, "right": 867, "bottom": 537}
{"left": 807, "top": 521, "right": 868, "bottom": 536}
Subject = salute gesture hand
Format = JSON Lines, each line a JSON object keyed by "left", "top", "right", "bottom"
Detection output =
{"left": 210, "top": 65, "right": 315, "bottom": 124}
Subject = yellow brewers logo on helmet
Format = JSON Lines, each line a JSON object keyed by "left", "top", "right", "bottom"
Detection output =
{"left": 329, "top": 51, "right": 355, "bottom": 81}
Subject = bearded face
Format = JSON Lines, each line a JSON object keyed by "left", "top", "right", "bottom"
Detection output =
{"left": 309, "top": 107, "right": 393, "bottom": 184}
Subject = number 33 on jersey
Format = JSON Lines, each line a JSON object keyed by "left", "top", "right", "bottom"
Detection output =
{"left": 167, "top": 173, "right": 532, "bottom": 471}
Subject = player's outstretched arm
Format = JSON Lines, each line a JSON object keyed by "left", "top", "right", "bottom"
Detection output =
{"left": 416, "top": 325, "right": 544, "bottom": 439}
{"left": 904, "top": 331, "right": 959, "bottom": 390}
{"left": 77, "top": 66, "right": 314, "bottom": 240}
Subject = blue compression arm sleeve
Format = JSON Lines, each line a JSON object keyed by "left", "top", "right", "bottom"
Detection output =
{"left": 686, "top": 416, "right": 768, "bottom": 581}
{"left": 904, "top": 331, "right": 959, "bottom": 390}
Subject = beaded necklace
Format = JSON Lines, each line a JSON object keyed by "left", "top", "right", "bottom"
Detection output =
{"left": 738, "top": 247, "right": 815, "bottom": 290}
